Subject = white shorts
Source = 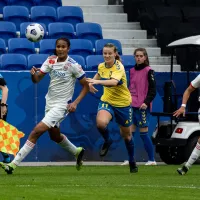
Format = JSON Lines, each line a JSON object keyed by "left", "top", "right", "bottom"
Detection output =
{"left": 42, "top": 105, "right": 68, "bottom": 128}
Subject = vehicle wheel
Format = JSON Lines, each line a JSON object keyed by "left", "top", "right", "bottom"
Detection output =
{"left": 185, "top": 136, "right": 199, "bottom": 161}
{"left": 158, "top": 146, "right": 186, "bottom": 165}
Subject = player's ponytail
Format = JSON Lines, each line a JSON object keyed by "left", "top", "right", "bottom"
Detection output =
{"left": 104, "top": 43, "right": 121, "bottom": 62}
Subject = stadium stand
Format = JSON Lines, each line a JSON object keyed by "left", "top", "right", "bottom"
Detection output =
{"left": 27, "top": 54, "right": 49, "bottom": 69}
{"left": 8, "top": 38, "right": 36, "bottom": 57}
{"left": 0, "top": 38, "right": 6, "bottom": 54}
{"left": 0, "top": 0, "right": 8, "bottom": 14}
{"left": 69, "top": 55, "right": 86, "bottom": 69}
{"left": 121, "top": 55, "right": 136, "bottom": 69}
{"left": 9, "top": 0, "right": 36, "bottom": 11}
{"left": 35, "top": 0, "right": 62, "bottom": 9}
{"left": 86, "top": 55, "right": 104, "bottom": 70}
{"left": 31, "top": 6, "right": 57, "bottom": 28}
{"left": 95, "top": 39, "right": 122, "bottom": 55}
{"left": 48, "top": 23, "right": 76, "bottom": 39}
{"left": 3, "top": 6, "right": 30, "bottom": 31}
{"left": 0, "top": 22, "right": 16, "bottom": 46}
{"left": 69, "top": 39, "right": 93, "bottom": 59}
{"left": 39, "top": 39, "right": 56, "bottom": 54}
{"left": 76, "top": 22, "right": 103, "bottom": 47}
{"left": 0, "top": 54, "right": 27, "bottom": 70}
{"left": 57, "top": 6, "right": 84, "bottom": 30}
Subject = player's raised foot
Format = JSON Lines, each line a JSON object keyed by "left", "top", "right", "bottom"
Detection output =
{"left": 129, "top": 162, "right": 138, "bottom": 173}
{"left": 99, "top": 139, "right": 113, "bottom": 157}
{"left": 145, "top": 161, "right": 157, "bottom": 166}
{"left": 0, "top": 162, "right": 16, "bottom": 174}
{"left": 75, "top": 147, "right": 85, "bottom": 171}
{"left": 177, "top": 165, "right": 189, "bottom": 175}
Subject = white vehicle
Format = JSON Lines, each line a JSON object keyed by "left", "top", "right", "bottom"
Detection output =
{"left": 152, "top": 35, "right": 200, "bottom": 164}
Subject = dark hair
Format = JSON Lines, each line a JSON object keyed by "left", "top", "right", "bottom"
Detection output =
{"left": 54, "top": 38, "right": 70, "bottom": 56}
{"left": 103, "top": 43, "right": 121, "bottom": 62}
{"left": 134, "top": 48, "right": 149, "bottom": 66}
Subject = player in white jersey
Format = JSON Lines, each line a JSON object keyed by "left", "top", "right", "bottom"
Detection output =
{"left": 174, "top": 74, "right": 200, "bottom": 175}
{"left": 0, "top": 38, "right": 89, "bottom": 174}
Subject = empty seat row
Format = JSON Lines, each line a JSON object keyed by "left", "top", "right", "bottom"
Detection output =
{"left": 0, "top": 54, "right": 136, "bottom": 71}
{"left": 0, "top": 38, "right": 122, "bottom": 59}
{"left": 1, "top": 6, "right": 83, "bottom": 30}
{"left": 0, "top": 0, "right": 62, "bottom": 12}
{"left": 0, "top": 22, "right": 103, "bottom": 47}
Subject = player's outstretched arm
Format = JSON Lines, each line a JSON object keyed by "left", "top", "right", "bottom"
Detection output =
{"left": 30, "top": 66, "right": 45, "bottom": 84}
{"left": 173, "top": 85, "right": 195, "bottom": 117}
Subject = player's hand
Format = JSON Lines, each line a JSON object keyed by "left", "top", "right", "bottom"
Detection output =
{"left": 1, "top": 106, "right": 7, "bottom": 119}
{"left": 30, "top": 66, "right": 40, "bottom": 75}
{"left": 86, "top": 78, "right": 99, "bottom": 85}
{"left": 67, "top": 102, "right": 77, "bottom": 112}
{"left": 173, "top": 107, "right": 186, "bottom": 117}
{"left": 88, "top": 83, "right": 98, "bottom": 94}
{"left": 140, "top": 103, "right": 147, "bottom": 110}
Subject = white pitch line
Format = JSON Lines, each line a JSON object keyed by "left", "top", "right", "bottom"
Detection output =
{"left": 0, "top": 184, "right": 198, "bottom": 190}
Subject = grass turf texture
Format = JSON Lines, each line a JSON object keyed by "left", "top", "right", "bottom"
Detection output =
{"left": 0, "top": 165, "right": 199, "bottom": 200}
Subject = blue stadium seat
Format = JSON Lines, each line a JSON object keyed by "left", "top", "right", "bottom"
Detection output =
{"left": 35, "top": 0, "right": 62, "bottom": 9}
{"left": 57, "top": 6, "right": 84, "bottom": 30}
{"left": 0, "top": 22, "right": 16, "bottom": 46}
{"left": 86, "top": 55, "right": 104, "bottom": 70}
{"left": 121, "top": 55, "right": 136, "bottom": 70}
{"left": 0, "top": 39, "right": 6, "bottom": 54}
{"left": 31, "top": 6, "right": 57, "bottom": 28}
{"left": 95, "top": 39, "right": 123, "bottom": 55}
{"left": 69, "top": 39, "right": 93, "bottom": 59}
{"left": 0, "top": 54, "right": 27, "bottom": 70}
{"left": 76, "top": 23, "right": 103, "bottom": 47}
{"left": 27, "top": 54, "right": 49, "bottom": 69}
{"left": 69, "top": 55, "right": 86, "bottom": 69}
{"left": 9, "top": 0, "right": 36, "bottom": 11}
{"left": 3, "top": 6, "right": 29, "bottom": 31}
{"left": 39, "top": 39, "right": 56, "bottom": 54}
{"left": 8, "top": 38, "right": 35, "bottom": 57}
{"left": 20, "top": 22, "right": 47, "bottom": 48}
{"left": 48, "top": 23, "right": 75, "bottom": 39}
{"left": 0, "top": 0, "right": 8, "bottom": 14}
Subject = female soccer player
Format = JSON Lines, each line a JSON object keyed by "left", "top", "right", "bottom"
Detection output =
{"left": 0, "top": 73, "right": 10, "bottom": 163}
{"left": 87, "top": 43, "right": 137, "bottom": 173}
{"left": 129, "top": 48, "right": 157, "bottom": 165}
{"left": 0, "top": 38, "right": 89, "bottom": 174}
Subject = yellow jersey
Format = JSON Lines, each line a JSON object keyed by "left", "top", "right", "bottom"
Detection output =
{"left": 98, "top": 60, "right": 131, "bottom": 107}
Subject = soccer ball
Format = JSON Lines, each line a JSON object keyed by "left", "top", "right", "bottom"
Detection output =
{"left": 25, "top": 23, "right": 44, "bottom": 42}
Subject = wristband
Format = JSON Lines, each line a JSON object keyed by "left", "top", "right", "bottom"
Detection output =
{"left": 181, "top": 104, "right": 186, "bottom": 108}
{"left": 0, "top": 103, "right": 7, "bottom": 107}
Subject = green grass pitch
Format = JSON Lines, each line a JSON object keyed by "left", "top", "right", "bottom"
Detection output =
{"left": 0, "top": 165, "right": 199, "bottom": 200}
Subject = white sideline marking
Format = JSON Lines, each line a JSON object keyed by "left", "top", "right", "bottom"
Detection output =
{"left": 1, "top": 184, "right": 199, "bottom": 189}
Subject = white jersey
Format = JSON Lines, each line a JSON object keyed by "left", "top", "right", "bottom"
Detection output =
{"left": 191, "top": 74, "right": 200, "bottom": 88}
{"left": 40, "top": 55, "right": 85, "bottom": 107}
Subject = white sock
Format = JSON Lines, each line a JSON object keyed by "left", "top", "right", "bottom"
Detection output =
{"left": 185, "top": 142, "right": 200, "bottom": 168}
{"left": 58, "top": 135, "right": 77, "bottom": 156}
{"left": 12, "top": 140, "right": 35, "bottom": 166}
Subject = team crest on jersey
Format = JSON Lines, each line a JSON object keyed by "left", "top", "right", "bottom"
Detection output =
{"left": 49, "top": 59, "right": 55, "bottom": 64}
{"left": 63, "top": 63, "right": 71, "bottom": 70}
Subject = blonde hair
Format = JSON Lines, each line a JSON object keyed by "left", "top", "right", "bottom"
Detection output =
{"left": 103, "top": 43, "right": 121, "bottom": 62}
{"left": 134, "top": 48, "right": 149, "bottom": 66}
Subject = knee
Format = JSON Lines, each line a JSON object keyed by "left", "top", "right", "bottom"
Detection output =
{"left": 96, "top": 119, "right": 108, "bottom": 130}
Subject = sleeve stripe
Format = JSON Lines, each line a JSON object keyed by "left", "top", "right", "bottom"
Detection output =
{"left": 77, "top": 73, "right": 85, "bottom": 80}
{"left": 40, "top": 69, "right": 47, "bottom": 74}
{"left": 190, "top": 83, "right": 196, "bottom": 88}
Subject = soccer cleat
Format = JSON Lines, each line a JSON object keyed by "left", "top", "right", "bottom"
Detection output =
{"left": 145, "top": 161, "right": 157, "bottom": 166}
{"left": 99, "top": 139, "right": 113, "bottom": 157}
{"left": 177, "top": 165, "right": 189, "bottom": 175}
{"left": 75, "top": 147, "right": 85, "bottom": 171}
{"left": 0, "top": 162, "right": 16, "bottom": 174}
{"left": 120, "top": 160, "right": 129, "bottom": 166}
{"left": 129, "top": 162, "right": 138, "bottom": 173}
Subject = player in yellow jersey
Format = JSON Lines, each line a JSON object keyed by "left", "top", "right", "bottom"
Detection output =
{"left": 87, "top": 43, "right": 138, "bottom": 173}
